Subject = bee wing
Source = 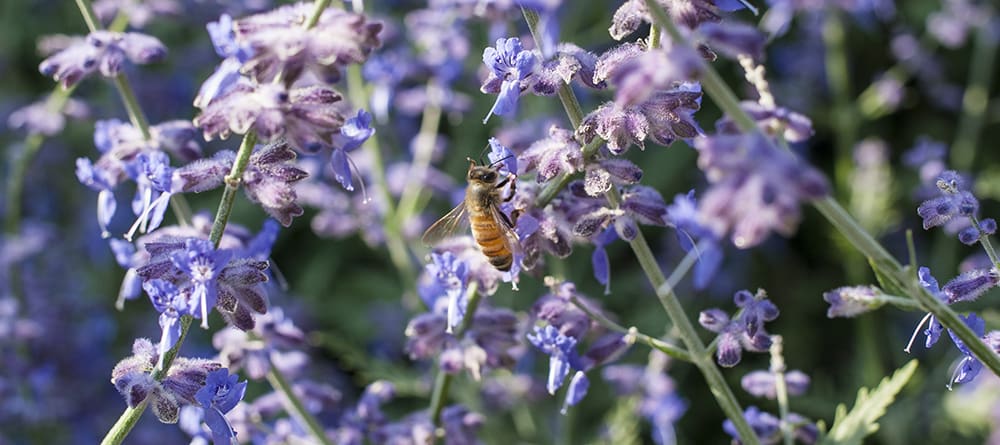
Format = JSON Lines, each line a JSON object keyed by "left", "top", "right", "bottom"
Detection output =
{"left": 490, "top": 204, "right": 522, "bottom": 256}
{"left": 422, "top": 202, "right": 469, "bottom": 246}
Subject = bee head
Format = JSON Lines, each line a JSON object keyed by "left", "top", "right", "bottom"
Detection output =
{"left": 467, "top": 165, "right": 499, "bottom": 183}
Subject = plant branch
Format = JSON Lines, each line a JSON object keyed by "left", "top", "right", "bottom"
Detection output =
{"left": 429, "top": 282, "right": 481, "bottom": 428}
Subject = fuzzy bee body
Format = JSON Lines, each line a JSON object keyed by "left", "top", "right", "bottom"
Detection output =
{"left": 423, "top": 160, "right": 518, "bottom": 271}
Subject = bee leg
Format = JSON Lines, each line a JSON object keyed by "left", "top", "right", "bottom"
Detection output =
{"left": 497, "top": 173, "right": 517, "bottom": 201}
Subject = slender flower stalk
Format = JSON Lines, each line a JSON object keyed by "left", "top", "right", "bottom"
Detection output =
{"left": 394, "top": 80, "right": 444, "bottom": 238}
{"left": 428, "top": 281, "right": 480, "bottom": 427}
{"left": 527, "top": 5, "right": 760, "bottom": 443}
{"left": 100, "top": 2, "right": 334, "bottom": 444}
{"left": 641, "top": 0, "right": 1000, "bottom": 381}
{"left": 568, "top": 295, "right": 691, "bottom": 361}
{"left": 265, "top": 356, "right": 336, "bottom": 445}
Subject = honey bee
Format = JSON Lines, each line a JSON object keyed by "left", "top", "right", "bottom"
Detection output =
{"left": 422, "top": 157, "right": 520, "bottom": 271}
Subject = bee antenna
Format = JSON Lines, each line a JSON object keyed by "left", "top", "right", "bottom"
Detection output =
{"left": 465, "top": 157, "right": 477, "bottom": 167}
{"left": 487, "top": 154, "right": 515, "bottom": 169}
{"left": 478, "top": 144, "right": 491, "bottom": 164}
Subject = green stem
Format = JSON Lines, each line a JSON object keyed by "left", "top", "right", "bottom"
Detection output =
{"left": 529, "top": 3, "right": 760, "bottom": 442}
{"left": 265, "top": 359, "right": 335, "bottom": 445}
{"left": 971, "top": 215, "right": 1000, "bottom": 269}
{"left": 950, "top": 22, "right": 997, "bottom": 171}
{"left": 429, "top": 282, "right": 481, "bottom": 427}
{"left": 208, "top": 132, "right": 258, "bottom": 246}
{"left": 522, "top": 8, "right": 583, "bottom": 128}
{"left": 608, "top": 187, "right": 760, "bottom": 445}
{"left": 340, "top": 0, "right": 417, "bottom": 293}
{"left": 395, "top": 81, "right": 443, "bottom": 232}
{"left": 645, "top": 0, "right": 1000, "bottom": 381}
{"left": 568, "top": 295, "right": 692, "bottom": 361}
{"left": 74, "top": 0, "right": 100, "bottom": 32}
{"left": 822, "top": 9, "right": 857, "bottom": 180}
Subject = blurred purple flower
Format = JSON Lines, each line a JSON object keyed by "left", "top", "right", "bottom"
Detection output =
{"left": 76, "top": 158, "right": 118, "bottom": 238}
{"left": 666, "top": 191, "right": 722, "bottom": 289}
{"left": 699, "top": 289, "right": 779, "bottom": 367}
{"left": 7, "top": 96, "right": 89, "bottom": 136}
{"left": 946, "top": 313, "right": 986, "bottom": 389}
{"left": 823, "top": 285, "right": 884, "bottom": 318}
{"left": 331, "top": 109, "right": 375, "bottom": 192}
{"left": 603, "top": 353, "right": 687, "bottom": 445}
{"left": 741, "top": 369, "right": 811, "bottom": 399}
{"left": 695, "top": 132, "right": 829, "bottom": 248}
{"left": 93, "top": 0, "right": 181, "bottom": 29}
{"left": 610, "top": 0, "right": 747, "bottom": 40}
{"left": 39, "top": 31, "right": 166, "bottom": 88}
{"left": 527, "top": 324, "right": 582, "bottom": 395}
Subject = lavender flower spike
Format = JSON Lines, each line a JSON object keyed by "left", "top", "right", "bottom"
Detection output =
{"left": 482, "top": 37, "right": 537, "bottom": 123}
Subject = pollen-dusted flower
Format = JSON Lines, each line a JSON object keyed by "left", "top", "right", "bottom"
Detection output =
{"left": 942, "top": 268, "right": 1000, "bottom": 304}
{"left": 243, "top": 142, "right": 309, "bottom": 226}
{"left": 917, "top": 170, "right": 979, "bottom": 230}
{"left": 194, "top": 83, "right": 345, "bottom": 152}
{"left": 39, "top": 31, "right": 166, "bottom": 88}
{"left": 111, "top": 338, "right": 222, "bottom": 423}
{"left": 699, "top": 289, "right": 779, "bottom": 367}
{"left": 578, "top": 83, "right": 703, "bottom": 154}
{"left": 609, "top": 0, "right": 748, "bottom": 40}
{"left": 518, "top": 125, "right": 584, "bottom": 182}
{"left": 569, "top": 183, "right": 670, "bottom": 240}
{"left": 695, "top": 131, "right": 829, "bottom": 248}
{"left": 195, "top": 368, "right": 247, "bottom": 445}
{"left": 601, "top": 44, "right": 703, "bottom": 108}
{"left": 822, "top": 285, "right": 885, "bottom": 318}
{"left": 233, "top": 3, "right": 383, "bottom": 85}
{"left": 481, "top": 37, "right": 537, "bottom": 123}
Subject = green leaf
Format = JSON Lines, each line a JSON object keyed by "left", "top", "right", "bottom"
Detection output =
{"left": 868, "top": 257, "right": 908, "bottom": 297}
{"left": 819, "top": 360, "right": 918, "bottom": 445}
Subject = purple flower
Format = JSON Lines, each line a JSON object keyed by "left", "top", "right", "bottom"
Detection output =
{"left": 7, "top": 96, "right": 89, "bottom": 136}
{"left": 527, "top": 324, "right": 582, "bottom": 395}
{"left": 195, "top": 368, "right": 248, "bottom": 445}
{"left": 715, "top": 101, "right": 815, "bottom": 143}
{"left": 917, "top": 170, "right": 978, "bottom": 230}
{"left": 722, "top": 406, "right": 780, "bottom": 444}
{"left": 92, "top": 0, "right": 181, "bottom": 29}
{"left": 194, "top": 83, "right": 345, "bottom": 152}
{"left": 331, "top": 109, "right": 375, "bottom": 191}
{"left": 610, "top": 0, "right": 746, "bottom": 40}
{"left": 170, "top": 239, "right": 232, "bottom": 328}
{"left": 598, "top": 43, "right": 703, "bottom": 108}
{"left": 666, "top": 191, "right": 722, "bottom": 289}
{"left": 561, "top": 371, "right": 589, "bottom": 414}
{"left": 942, "top": 268, "right": 1000, "bottom": 304}
{"left": 76, "top": 158, "right": 118, "bottom": 238}
{"left": 144, "top": 279, "right": 189, "bottom": 369}
{"left": 695, "top": 132, "right": 829, "bottom": 248}
{"left": 124, "top": 151, "right": 175, "bottom": 241}
{"left": 39, "top": 31, "right": 166, "bottom": 88}
{"left": 578, "top": 83, "right": 703, "bottom": 154}
{"left": 243, "top": 143, "right": 309, "bottom": 226}
{"left": 698, "top": 21, "right": 766, "bottom": 61}
{"left": 481, "top": 37, "right": 537, "bottom": 123}
{"left": 699, "top": 290, "right": 779, "bottom": 367}
{"left": 741, "top": 369, "right": 811, "bottom": 399}
{"left": 591, "top": 227, "right": 618, "bottom": 294}
{"left": 823, "top": 286, "right": 884, "bottom": 318}
{"left": 421, "top": 252, "right": 470, "bottom": 333}
{"left": 519, "top": 125, "right": 584, "bottom": 182}
{"left": 487, "top": 137, "right": 517, "bottom": 177}
{"left": 946, "top": 313, "right": 986, "bottom": 389}
{"left": 569, "top": 183, "right": 669, "bottom": 240}
{"left": 111, "top": 338, "right": 222, "bottom": 423}
{"left": 404, "top": 305, "right": 520, "bottom": 380}
{"left": 233, "top": 4, "right": 382, "bottom": 85}
{"left": 213, "top": 307, "right": 306, "bottom": 380}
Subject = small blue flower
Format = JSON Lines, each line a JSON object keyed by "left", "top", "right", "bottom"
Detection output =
{"left": 170, "top": 239, "right": 232, "bottom": 329}
{"left": 75, "top": 158, "right": 118, "bottom": 238}
{"left": 487, "top": 137, "right": 517, "bottom": 176}
{"left": 667, "top": 191, "right": 723, "bottom": 290}
{"left": 482, "top": 38, "right": 536, "bottom": 123}
{"left": 143, "top": 279, "right": 189, "bottom": 369}
{"left": 561, "top": 370, "right": 589, "bottom": 415}
{"left": 699, "top": 290, "right": 779, "bottom": 367}
{"left": 591, "top": 227, "right": 617, "bottom": 294}
{"left": 421, "top": 252, "right": 469, "bottom": 333}
{"left": 124, "top": 151, "right": 175, "bottom": 241}
{"left": 946, "top": 313, "right": 986, "bottom": 389}
{"left": 331, "top": 109, "right": 375, "bottom": 192}
{"left": 917, "top": 170, "right": 978, "bottom": 230}
{"left": 195, "top": 368, "right": 247, "bottom": 445}
{"left": 527, "top": 325, "right": 581, "bottom": 395}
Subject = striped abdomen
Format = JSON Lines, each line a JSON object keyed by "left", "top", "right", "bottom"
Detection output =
{"left": 470, "top": 211, "right": 513, "bottom": 271}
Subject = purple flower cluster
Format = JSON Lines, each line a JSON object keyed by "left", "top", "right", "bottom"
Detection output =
{"left": 699, "top": 289, "right": 779, "bottom": 367}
